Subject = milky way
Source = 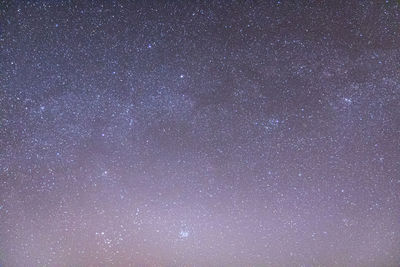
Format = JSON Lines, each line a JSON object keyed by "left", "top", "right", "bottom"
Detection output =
{"left": 1, "top": 1, "right": 400, "bottom": 266}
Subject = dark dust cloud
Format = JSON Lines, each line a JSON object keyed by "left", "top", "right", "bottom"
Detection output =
{"left": 1, "top": 1, "right": 400, "bottom": 266}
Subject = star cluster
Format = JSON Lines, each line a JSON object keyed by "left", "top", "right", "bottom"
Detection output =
{"left": 1, "top": 1, "right": 400, "bottom": 266}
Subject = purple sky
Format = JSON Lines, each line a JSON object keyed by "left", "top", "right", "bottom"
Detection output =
{"left": 1, "top": 1, "right": 399, "bottom": 266}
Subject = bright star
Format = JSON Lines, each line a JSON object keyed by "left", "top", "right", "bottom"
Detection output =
{"left": 179, "top": 230, "right": 189, "bottom": 239}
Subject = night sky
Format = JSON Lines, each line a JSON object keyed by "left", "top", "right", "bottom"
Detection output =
{"left": 1, "top": 1, "right": 400, "bottom": 266}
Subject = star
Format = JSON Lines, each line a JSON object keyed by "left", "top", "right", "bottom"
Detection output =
{"left": 179, "top": 230, "right": 189, "bottom": 239}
